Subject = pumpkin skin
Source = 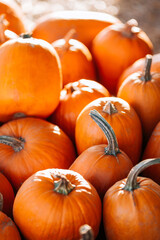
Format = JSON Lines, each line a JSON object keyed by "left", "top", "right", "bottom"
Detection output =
{"left": 0, "top": 117, "right": 76, "bottom": 190}
{"left": 52, "top": 33, "right": 96, "bottom": 86}
{"left": 0, "top": 0, "right": 26, "bottom": 34}
{"left": 117, "top": 55, "right": 160, "bottom": 144}
{"left": 117, "top": 53, "right": 160, "bottom": 90}
{"left": 92, "top": 19, "right": 153, "bottom": 95}
{"left": 142, "top": 122, "right": 160, "bottom": 184}
{"left": 50, "top": 79, "right": 110, "bottom": 142}
{"left": 103, "top": 158, "right": 160, "bottom": 240}
{"left": 70, "top": 110, "right": 133, "bottom": 198}
{"left": 32, "top": 10, "right": 121, "bottom": 49}
{"left": 0, "top": 173, "right": 14, "bottom": 217}
{"left": 0, "top": 35, "right": 62, "bottom": 122}
{"left": 75, "top": 97, "right": 142, "bottom": 165}
{"left": 13, "top": 168, "right": 102, "bottom": 240}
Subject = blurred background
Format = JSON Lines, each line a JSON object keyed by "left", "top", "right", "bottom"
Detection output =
{"left": 15, "top": 0, "right": 160, "bottom": 53}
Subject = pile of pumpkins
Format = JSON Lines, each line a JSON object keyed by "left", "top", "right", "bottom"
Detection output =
{"left": 0, "top": 0, "right": 159, "bottom": 239}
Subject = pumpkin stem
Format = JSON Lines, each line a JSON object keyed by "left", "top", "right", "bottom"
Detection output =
{"left": 89, "top": 109, "right": 120, "bottom": 156}
{"left": 123, "top": 158, "right": 160, "bottom": 191}
{"left": 102, "top": 101, "right": 118, "bottom": 115}
{"left": 0, "top": 136, "right": 25, "bottom": 152}
{"left": 79, "top": 224, "right": 94, "bottom": 240}
{"left": 122, "top": 19, "right": 140, "bottom": 38}
{"left": 0, "top": 14, "right": 9, "bottom": 44}
{"left": 19, "top": 33, "right": 32, "bottom": 38}
{"left": 0, "top": 193, "right": 3, "bottom": 211}
{"left": 53, "top": 174, "right": 75, "bottom": 195}
{"left": 141, "top": 54, "right": 152, "bottom": 82}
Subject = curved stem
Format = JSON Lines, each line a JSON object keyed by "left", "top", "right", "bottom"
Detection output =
{"left": 80, "top": 224, "right": 94, "bottom": 240}
{"left": 53, "top": 174, "right": 75, "bottom": 195}
{"left": 89, "top": 109, "right": 120, "bottom": 156}
{"left": 0, "top": 193, "right": 3, "bottom": 211}
{"left": 141, "top": 54, "right": 152, "bottom": 82}
{"left": 0, "top": 136, "right": 25, "bottom": 152}
{"left": 102, "top": 101, "right": 118, "bottom": 115}
{"left": 123, "top": 158, "right": 160, "bottom": 191}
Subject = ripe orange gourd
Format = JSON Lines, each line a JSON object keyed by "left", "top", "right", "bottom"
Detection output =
{"left": 117, "top": 55, "right": 160, "bottom": 144}
{"left": 13, "top": 168, "right": 102, "bottom": 240}
{"left": 103, "top": 158, "right": 160, "bottom": 240}
{"left": 50, "top": 79, "right": 110, "bottom": 142}
{"left": 0, "top": 0, "right": 26, "bottom": 34}
{"left": 0, "top": 34, "right": 62, "bottom": 122}
{"left": 32, "top": 10, "right": 121, "bottom": 49}
{"left": 0, "top": 117, "right": 76, "bottom": 190}
{"left": 52, "top": 29, "right": 96, "bottom": 86}
{"left": 75, "top": 97, "right": 142, "bottom": 165}
{"left": 92, "top": 19, "right": 153, "bottom": 95}
{"left": 70, "top": 110, "right": 133, "bottom": 198}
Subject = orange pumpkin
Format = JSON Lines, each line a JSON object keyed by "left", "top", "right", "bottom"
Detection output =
{"left": 0, "top": 34, "right": 62, "bottom": 122}
{"left": 13, "top": 168, "right": 102, "bottom": 240}
{"left": 0, "top": 0, "right": 25, "bottom": 34}
{"left": 32, "top": 10, "right": 121, "bottom": 49}
{"left": 70, "top": 110, "right": 133, "bottom": 198}
{"left": 142, "top": 121, "right": 160, "bottom": 184}
{"left": 117, "top": 53, "right": 160, "bottom": 90}
{"left": 0, "top": 173, "right": 14, "bottom": 217}
{"left": 117, "top": 55, "right": 160, "bottom": 144}
{"left": 75, "top": 97, "right": 142, "bottom": 165}
{"left": 92, "top": 19, "right": 153, "bottom": 95}
{"left": 52, "top": 29, "right": 96, "bottom": 86}
{"left": 50, "top": 79, "right": 110, "bottom": 142}
{"left": 0, "top": 117, "right": 76, "bottom": 190}
{"left": 103, "top": 158, "right": 160, "bottom": 240}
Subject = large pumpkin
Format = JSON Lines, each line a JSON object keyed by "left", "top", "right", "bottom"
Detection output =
{"left": 75, "top": 97, "right": 142, "bottom": 165}
{"left": 0, "top": 34, "right": 62, "bottom": 122}
{"left": 13, "top": 168, "right": 102, "bottom": 240}
{"left": 0, "top": 117, "right": 76, "bottom": 190}
{"left": 117, "top": 55, "right": 160, "bottom": 144}
{"left": 32, "top": 10, "right": 121, "bottom": 49}
{"left": 70, "top": 110, "right": 133, "bottom": 198}
{"left": 50, "top": 79, "right": 110, "bottom": 142}
{"left": 91, "top": 19, "right": 153, "bottom": 95}
{"left": 103, "top": 158, "right": 160, "bottom": 240}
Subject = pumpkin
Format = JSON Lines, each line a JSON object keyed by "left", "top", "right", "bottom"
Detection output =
{"left": 32, "top": 10, "right": 121, "bottom": 49}
{"left": 103, "top": 158, "right": 160, "bottom": 240}
{"left": 13, "top": 168, "right": 102, "bottom": 240}
{"left": 91, "top": 19, "right": 153, "bottom": 95}
{"left": 75, "top": 97, "right": 142, "bottom": 165}
{"left": 0, "top": 33, "right": 62, "bottom": 122}
{"left": 70, "top": 110, "right": 133, "bottom": 198}
{"left": 117, "top": 54, "right": 160, "bottom": 145}
{"left": 50, "top": 79, "right": 110, "bottom": 142}
{"left": 117, "top": 53, "right": 160, "bottom": 90}
{"left": 142, "top": 121, "right": 160, "bottom": 184}
{"left": 52, "top": 29, "right": 96, "bottom": 86}
{"left": 0, "top": 172, "right": 14, "bottom": 217}
{"left": 0, "top": 0, "right": 25, "bottom": 34}
{"left": 0, "top": 193, "right": 21, "bottom": 240}
{"left": 0, "top": 117, "right": 76, "bottom": 190}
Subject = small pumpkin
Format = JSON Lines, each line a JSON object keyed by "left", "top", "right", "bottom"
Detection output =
{"left": 0, "top": 33, "right": 62, "bottom": 122}
{"left": 0, "top": 117, "right": 76, "bottom": 190}
{"left": 0, "top": 193, "right": 21, "bottom": 240}
{"left": 52, "top": 29, "right": 96, "bottom": 86}
{"left": 142, "top": 121, "right": 160, "bottom": 184}
{"left": 70, "top": 110, "right": 133, "bottom": 198}
{"left": 103, "top": 158, "right": 160, "bottom": 240}
{"left": 13, "top": 168, "right": 102, "bottom": 240}
{"left": 75, "top": 97, "right": 142, "bottom": 165}
{"left": 32, "top": 10, "right": 121, "bottom": 49}
{"left": 117, "top": 54, "right": 160, "bottom": 144}
{"left": 92, "top": 19, "right": 153, "bottom": 95}
{"left": 50, "top": 79, "right": 110, "bottom": 142}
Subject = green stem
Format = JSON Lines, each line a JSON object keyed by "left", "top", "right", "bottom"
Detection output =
{"left": 89, "top": 109, "right": 120, "bottom": 156}
{"left": 0, "top": 136, "right": 25, "bottom": 152}
{"left": 123, "top": 158, "right": 160, "bottom": 191}
{"left": 79, "top": 224, "right": 94, "bottom": 240}
{"left": 53, "top": 174, "right": 75, "bottom": 195}
{"left": 141, "top": 54, "right": 152, "bottom": 82}
{"left": 19, "top": 33, "right": 32, "bottom": 38}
